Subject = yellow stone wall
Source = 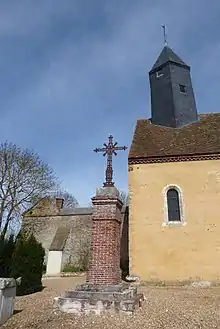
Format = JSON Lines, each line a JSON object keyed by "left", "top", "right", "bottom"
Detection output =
{"left": 128, "top": 159, "right": 220, "bottom": 282}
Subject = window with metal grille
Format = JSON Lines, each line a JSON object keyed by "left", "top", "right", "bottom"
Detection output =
{"left": 167, "top": 188, "right": 181, "bottom": 222}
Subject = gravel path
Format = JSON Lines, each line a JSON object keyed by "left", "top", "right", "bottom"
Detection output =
{"left": 2, "top": 277, "right": 220, "bottom": 329}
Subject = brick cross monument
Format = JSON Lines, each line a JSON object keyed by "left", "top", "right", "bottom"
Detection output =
{"left": 54, "top": 135, "right": 144, "bottom": 315}
{"left": 87, "top": 135, "right": 127, "bottom": 285}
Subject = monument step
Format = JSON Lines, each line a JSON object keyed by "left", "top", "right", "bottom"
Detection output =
{"left": 54, "top": 292, "right": 144, "bottom": 315}
{"left": 74, "top": 282, "right": 130, "bottom": 292}
{"left": 62, "top": 287, "right": 137, "bottom": 301}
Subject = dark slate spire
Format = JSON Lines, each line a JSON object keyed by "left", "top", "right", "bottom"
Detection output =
{"left": 150, "top": 46, "right": 189, "bottom": 72}
{"left": 149, "top": 45, "right": 198, "bottom": 128}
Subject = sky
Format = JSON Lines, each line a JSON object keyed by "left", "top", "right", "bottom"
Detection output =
{"left": 0, "top": 0, "right": 220, "bottom": 206}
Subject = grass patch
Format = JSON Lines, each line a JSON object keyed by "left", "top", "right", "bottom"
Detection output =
{"left": 62, "top": 264, "right": 85, "bottom": 273}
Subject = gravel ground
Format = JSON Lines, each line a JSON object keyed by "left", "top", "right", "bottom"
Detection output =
{"left": 2, "top": 277, "right": 220, "bottom": 329}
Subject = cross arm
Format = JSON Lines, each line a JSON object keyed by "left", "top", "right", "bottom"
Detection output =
{"left": 114, "top": 146, "right": 127, "bottom": 151}
{"left": 93, "top": 147, "right": 107, "bottom": 153}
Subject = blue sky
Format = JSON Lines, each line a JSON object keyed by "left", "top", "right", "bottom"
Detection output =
{"left": 0, "top": 1, "right": 220, "bottom": 206}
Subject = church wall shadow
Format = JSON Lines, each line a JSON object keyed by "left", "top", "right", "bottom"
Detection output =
{"left": 120, "top": 206, "right": 129, "bottom": 279}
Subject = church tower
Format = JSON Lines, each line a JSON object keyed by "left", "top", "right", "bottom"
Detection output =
{"left": 149, "top": 45, "right": 198, "bottom": 128}
{"left": 129, "top": 39, "right": 220, "bottom": 283}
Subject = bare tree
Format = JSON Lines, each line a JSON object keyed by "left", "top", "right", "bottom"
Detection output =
{"left": 0, "top": 142, "right": 57, "bottom": 238}
{"left": 54, "top": 190, "right": 79, "bottom": 208}
{"left": 120, "top": 191, "right": 129, "bottom": 206}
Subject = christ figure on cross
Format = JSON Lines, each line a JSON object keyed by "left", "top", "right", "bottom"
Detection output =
{"left": 94, "top": 135, "right": 127, "bottom": 187}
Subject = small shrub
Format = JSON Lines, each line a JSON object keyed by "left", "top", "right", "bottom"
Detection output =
{"left": 42, "top": 262, "right": 47, "bottom": 274}
{"left": 0, "top": 234, "right": 15, "bottom": 277}
{"left": 10, "top": 233, "right": 45, "bottom": 295}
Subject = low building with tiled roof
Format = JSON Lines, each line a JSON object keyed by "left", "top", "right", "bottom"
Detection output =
{"left": 22, "top": 197, "right": 129, "bottom": 276}
{"left": 128, "top": 44, "right": 220, "bottom": 283}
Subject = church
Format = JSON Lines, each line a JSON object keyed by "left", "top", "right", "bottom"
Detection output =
{"left": 22, "top": 43, "right": 220, "bottom": 283}
{"left": 128, "top": 44, "right": 220, "bottom": 282}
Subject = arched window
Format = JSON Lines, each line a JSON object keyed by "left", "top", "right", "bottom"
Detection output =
{"left": 167, "top": 188, "right": 181, "bottom": 222}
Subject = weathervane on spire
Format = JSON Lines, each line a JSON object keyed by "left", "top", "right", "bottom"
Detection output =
{"left": 162, "top": 25, "right": 168, "bottom": 46}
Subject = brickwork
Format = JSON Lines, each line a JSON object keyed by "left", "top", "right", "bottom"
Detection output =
{"left": 87, "top": 188, "right": 123, "bottom": 285}
{"left": 128, "top": 153, "right": 220, "bottom": 165}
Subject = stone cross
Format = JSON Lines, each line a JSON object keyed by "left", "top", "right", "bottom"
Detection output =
{"left": 94, "top": 135, "right": 127, "bottom": 187}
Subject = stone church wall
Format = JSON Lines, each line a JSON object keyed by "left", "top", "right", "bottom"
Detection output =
{"left": 61, "top": 215, "right": 92, "bottom": 267}
{"left": 129, "top": 159, "right": 220, "bottom": 282}
{"left": 22, "top": 206, "right": 129, "bottom": 271}
{"left": 21, "top": 213, "right": 92, "bottom": 268}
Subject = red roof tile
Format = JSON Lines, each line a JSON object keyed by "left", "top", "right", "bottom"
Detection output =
{"left": 129, "top": 113, "right": 220, "bottom": 159}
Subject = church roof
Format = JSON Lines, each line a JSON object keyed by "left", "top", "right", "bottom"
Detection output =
{"left": 49, "top": 227, "right": 70, "bottom": 251}
{"left": 59, "top": 207, "right": 93, "bottom": 216}
{"left": 150, "top": 45, "right": 189, "bottom": 72}
{"left": 129, "top": 113, "right": 220, "bottom": 159}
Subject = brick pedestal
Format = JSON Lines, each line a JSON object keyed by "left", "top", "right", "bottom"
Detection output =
{"left": 87, "top": 186, "right": 122, "bottom": 285}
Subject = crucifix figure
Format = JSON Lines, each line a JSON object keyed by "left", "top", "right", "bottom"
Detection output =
{"left": 94, "top": 135, "right": 127, "bottom": 187}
